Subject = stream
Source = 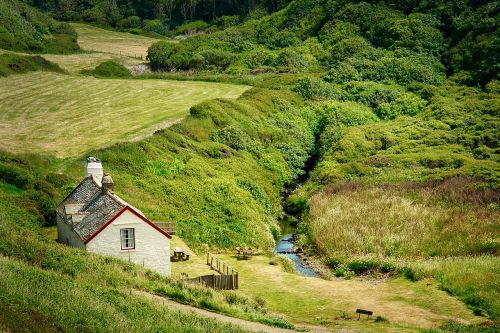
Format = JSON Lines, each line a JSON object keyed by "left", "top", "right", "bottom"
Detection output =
{"left": 274, "top": 232, "right": 318, "bottom": 277}
{"left": 272, "top": 137, "right": 322, "bottom": 277}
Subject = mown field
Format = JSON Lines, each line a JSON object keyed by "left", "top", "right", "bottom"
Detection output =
{"left": 71, "top": 23, "right": 164, "bottom": 58}
{"left": 0, "top": 71, "right": 249, "bottom": 157}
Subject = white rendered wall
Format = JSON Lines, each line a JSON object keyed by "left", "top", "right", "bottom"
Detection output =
{"left": 86, "top": 209, "right": 171, "bottom": 276}
{"left": 57, "top": 215, "right": 86, "bottom": 249}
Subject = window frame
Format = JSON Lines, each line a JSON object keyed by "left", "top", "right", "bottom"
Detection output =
{"left": 120, "top": 228, "right": 135, "bottom": 250}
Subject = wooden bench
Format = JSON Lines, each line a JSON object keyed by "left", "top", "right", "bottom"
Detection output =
{"left": 356, "top": 309, "right": 373, "bottom": 320}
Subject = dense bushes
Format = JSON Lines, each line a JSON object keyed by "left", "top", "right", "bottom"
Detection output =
{"left": 0, "top": 0, "right": 79, "bottom": 53}
{"left": 142, "top": 0, "right": 497, "bottom": 87}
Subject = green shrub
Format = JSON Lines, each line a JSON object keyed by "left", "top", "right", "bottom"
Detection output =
{"left": 119, "top": 16, "right": 142, "bottom": 29}
{"left": 89, "top": 60, "right": 131, "bottom": 78}
{"left": 143, "top": 19, "right": 168, "bottom": 36}
{"left": 175, "top": 20, "right": 210, "bottom": 35}
{"left": 198, "top": 49, "right": 236, "bottom": 70}
{"left": 347, "top": 259, "right": 377, "bottom": 274}
{"left": 403, "top": 267, "right": 424, "bottom": 282}
{"left": 380, "top": 262, "right": 396, "bottom": 273}
{"left": 292, "top": 77, "right": 340, "bottom": 101}
{"left": 147, "top": 41, "right": 177, "bottom": 70}
{"left": 277, "top": 255, "right": 296, "bottom": 273}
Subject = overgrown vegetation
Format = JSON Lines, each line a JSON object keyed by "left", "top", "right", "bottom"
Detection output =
{"left": 290, "top": 81, "right": 499, "bottom": 318}
{"left": 0, "top": 0, "right": 79, "bottom": 53}
{"left": 144, "top": 0, "right": 497, "bottom": 86}
{"left": 66, "top": 88, "right": 316, "bottom": 251}
{"left": 24, "top": 0, "right": 290, "bottom": 33}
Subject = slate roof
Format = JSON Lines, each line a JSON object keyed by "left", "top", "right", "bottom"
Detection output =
{"left": 72, "top": 191, "right": 125, "bottom": 241}
{"left": 57, "top": 176, "right": 129, "bottom": 242}
{"left": 56, "top": 176, "right": 101, "bottom": 216}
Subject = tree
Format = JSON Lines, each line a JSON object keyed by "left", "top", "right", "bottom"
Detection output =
{"left": 179, "top": 0, "right": 189, "bottom": 22}
{"left": 156, "top": 0, "right": 176, "bottom": 22}
{"left": 188, "top": 0, "right": 199, "bottom": 20}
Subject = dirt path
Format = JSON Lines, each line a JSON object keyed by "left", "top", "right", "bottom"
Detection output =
{"left": 133, "top": 290, "right": 335, "bottom": 333}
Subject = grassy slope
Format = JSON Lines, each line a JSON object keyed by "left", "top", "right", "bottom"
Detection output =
{"left": 61, "top": 88, "right": 314, "bottom": 251}
{"left": 0, "top": 71, "right": 248, "bottom": 157}
{"left": 219, "top": 254, "right": 479, "bottom": 332}
{"left": 0, "top": 0, "right": 79, "bottom": 54}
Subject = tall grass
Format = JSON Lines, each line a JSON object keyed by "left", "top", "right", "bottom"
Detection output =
{"left": 408, "top": 257, "right": 500, "bottom": 319}
{"left": 307, "top": 184, "right": 498, "bottom": 258}
{"left": 304, "top": 182, "right": 499, "bottom": 318}
{"left": 0, "top": 256, "right": 252, "bottom": 333}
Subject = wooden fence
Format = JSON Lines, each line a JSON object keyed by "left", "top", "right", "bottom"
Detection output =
{"left": 188, "top": 273, "right": 238, "bottom": 290}
{"left": 187, "top": 254, "right": 238, "bottom": 290}
{"left": 153, "top": 221, "right": 176, "bottom": 235}
{"left": 207, "top": 253, "right": 237, "bottom": 276}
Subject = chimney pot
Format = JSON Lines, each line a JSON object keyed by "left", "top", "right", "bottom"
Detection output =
{"left": 101, "top": 173, "right": 114, "bottom": 192}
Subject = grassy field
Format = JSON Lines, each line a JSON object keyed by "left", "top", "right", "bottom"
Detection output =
{"left": 40, "top": 23, "right": 165, "bottom": 73}
{"left": 171, "top": 250, "right": 480, "bottom": 333}
{"left": 71, "top": 23, "right": 164, "bottom": 58}
{"left": 0, "top": 256, "right": 253, "bottom": 333}
{"left": 0, "top": 72, "right": 249, "bottom": 157}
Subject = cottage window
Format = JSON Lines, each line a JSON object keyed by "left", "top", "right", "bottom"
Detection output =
{"left": 120, "top": 228, "right": 135, "bottom": 250}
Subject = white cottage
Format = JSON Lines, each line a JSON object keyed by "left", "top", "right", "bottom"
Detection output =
{"left": 57, "top": 157, "right": 171, "bottom": 276}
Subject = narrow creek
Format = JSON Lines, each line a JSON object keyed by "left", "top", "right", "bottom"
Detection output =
{"left": 273, "top": 177, "right": 320, "bottom": 277}
{"left": 272, "top": 123, "right": 325, "bottom": 277}
{"left": 275, "top": 232, "right": 318, "bottom": 277}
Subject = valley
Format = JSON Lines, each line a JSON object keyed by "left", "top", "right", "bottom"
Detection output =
{"left": 0, "top": 1, "right": 498, "bottom": 332}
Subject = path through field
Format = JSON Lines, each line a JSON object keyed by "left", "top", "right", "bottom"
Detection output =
{"left": 0, "top": 72, "right": 249, "bottom": 157}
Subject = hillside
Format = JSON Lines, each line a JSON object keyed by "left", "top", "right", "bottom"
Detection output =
{"left": 0, "top": 0, "right": 499, "bottom": 332}
{"left": 0, "top": 0, "right": 79, "bottom": 53}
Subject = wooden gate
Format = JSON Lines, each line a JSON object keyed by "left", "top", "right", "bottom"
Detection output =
{"left": 188, "top": 273, "right": 238, "bottom": 290}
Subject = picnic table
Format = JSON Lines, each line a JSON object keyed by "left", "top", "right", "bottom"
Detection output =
{"left": 235, "top": 246, "right": 253, "bottom": 259}
{"left": 171, "top": 247, "right": 190, "bottom": 262}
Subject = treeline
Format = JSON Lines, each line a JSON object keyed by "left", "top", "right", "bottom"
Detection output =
{"left": 146, "top": 0, "right": 498, "bottom": 86}
{"left": 23, "top": 0, "right": 292, "bottom": 30}
{"left": 0, "top": 0, "right": 79, "bottom": 53}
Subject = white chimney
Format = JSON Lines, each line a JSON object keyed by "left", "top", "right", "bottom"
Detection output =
{"left": 85, "top": 157, "right": 103, "bottom": 180}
